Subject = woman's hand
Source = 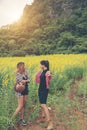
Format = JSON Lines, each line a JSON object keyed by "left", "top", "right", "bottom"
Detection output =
{"left": 46, "top": 71, "right": 51, "bottom": 76}
{"left": 26, "top": 79, "right": 30, "bottom": 83}
{"left": 22, "top": 80, "right": 30, "bottom": 84}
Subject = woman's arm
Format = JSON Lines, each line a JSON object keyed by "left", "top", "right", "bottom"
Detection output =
{"left": 22, "top": 79, "right": 30, "bottom": 83}
{"left": 46, "top": 71, "right": 52, "bottom": 89}
{"left": 46, "top": 71, "right": 51, "bottom": 76}
{"left": 16, "top": 73, "right": 30, "bottom": 84}
{"left": 16, "top": 73, "right": 23, "bottom": 83}
{"left": 35, "top": 71, "right": 41, "bottom": 84}
{"left": 25, "top": 71, "right": 30, "bottom": 83}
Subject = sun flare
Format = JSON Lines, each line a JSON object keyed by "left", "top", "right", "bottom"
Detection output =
{"left": 10, "top": 12, "right": 22, "bottom": 23}
{"left": 0, "top": 0, "right": 34, "bottom": 26}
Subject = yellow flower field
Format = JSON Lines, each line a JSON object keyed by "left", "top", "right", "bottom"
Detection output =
{"left": 0, "top": 54, "right": 87, "bottom": 71}
{"left": 0, "top": 54, "right": 86, "bottom": 87}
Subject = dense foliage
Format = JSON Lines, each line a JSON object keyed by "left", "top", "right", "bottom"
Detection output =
{"left": 0, "top": 0, "right": 87, "bottom": 56}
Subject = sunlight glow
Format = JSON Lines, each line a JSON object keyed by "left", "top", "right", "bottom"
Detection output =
{"left": 10, "top": 12, "right": 22, "bottom": 23}
{"left": 0, "top": 0, "right": 34, "bottom": 26}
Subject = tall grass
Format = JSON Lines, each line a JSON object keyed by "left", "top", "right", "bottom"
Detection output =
{"left": 0, "top": 63, "right": 87, "bottom": 130}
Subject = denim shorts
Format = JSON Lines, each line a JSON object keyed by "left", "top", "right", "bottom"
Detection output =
{"left": 38, "top": 89, "right": 49, "bottom": 104}
{"left": 15, "top": 92, "right": 22, "bottom": 98}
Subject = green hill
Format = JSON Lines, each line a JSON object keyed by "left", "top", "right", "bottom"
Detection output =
{"left": 0, "top": 0, "right": 87, "bottom": 56}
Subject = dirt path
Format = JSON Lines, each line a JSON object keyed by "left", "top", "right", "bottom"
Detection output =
{"left": 16, "top": 124, "right": 46, "bottom": 130}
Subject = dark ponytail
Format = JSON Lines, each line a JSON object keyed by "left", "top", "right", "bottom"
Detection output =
{"left": 40, "top": 60, "right": 49, "bottom": 71}
{"left": 45, "top": 60, "right": 49, "bottom": 71}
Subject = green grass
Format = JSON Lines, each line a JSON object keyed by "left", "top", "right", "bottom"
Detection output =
{"left": 0, "top": 65, "right": 87, "bottom": 130}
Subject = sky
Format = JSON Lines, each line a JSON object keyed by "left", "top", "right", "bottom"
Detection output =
{"left": 0, "top": 0, "right": 33, "bottom": 27}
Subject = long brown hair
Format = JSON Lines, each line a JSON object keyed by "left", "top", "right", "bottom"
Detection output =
{"left": 16, "top": 62, "right": 25, "bottom": 74}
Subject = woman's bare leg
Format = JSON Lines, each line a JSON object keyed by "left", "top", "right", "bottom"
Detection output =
{"left": 41, "top": 104, "right": 50, "bottom": 121}
{"left": 21, "top": 96, "right": 27, "bottom": 119}
{"left": 41, "top": 104, "right": 53, "bottom": 130}
{"left": 12, "top": 96, "right": 23, "bottom": 119}
{"left": 41, "top": 107, "right": 45, "bottom": 118}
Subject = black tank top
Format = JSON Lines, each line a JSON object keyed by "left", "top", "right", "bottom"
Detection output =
{"left": 39, "top": 69, "right": 48, "bottom": 91}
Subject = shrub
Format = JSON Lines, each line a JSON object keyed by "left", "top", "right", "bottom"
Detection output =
{"left": 63, "top": 66, "right": 84, "bottom": 80}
